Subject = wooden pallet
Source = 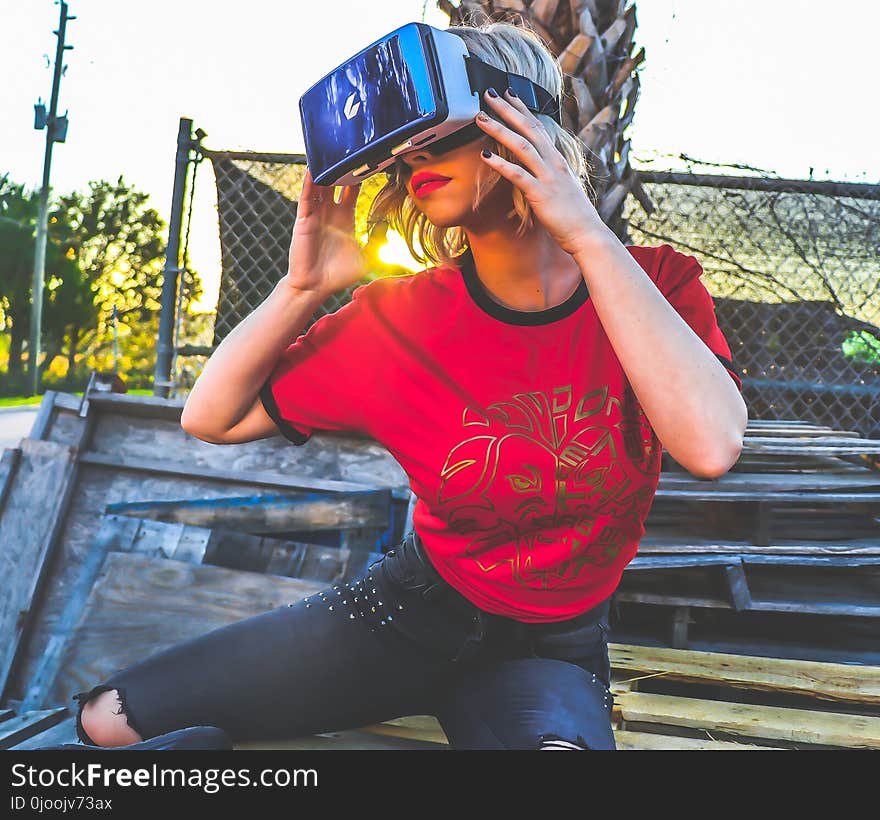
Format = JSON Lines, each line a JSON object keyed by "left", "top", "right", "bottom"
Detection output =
{"left": 8, "top": 643, "right": 880, "bottom": 750}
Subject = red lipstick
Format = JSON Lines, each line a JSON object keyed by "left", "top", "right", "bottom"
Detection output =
{"left": 411, "top": 172, "right": 452, "bottom": 198}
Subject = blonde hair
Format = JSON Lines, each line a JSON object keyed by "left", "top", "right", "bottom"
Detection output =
{"left": 366, "top": 20, "right": 595, "bottom": 270}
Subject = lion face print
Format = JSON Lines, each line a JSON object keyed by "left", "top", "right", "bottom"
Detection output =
{"left": 435, "top": 382, "right": 661, "bottom": 591}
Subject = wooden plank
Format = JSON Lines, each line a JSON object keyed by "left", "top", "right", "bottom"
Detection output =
{"left": 0, "top": 707, "right": 69, "bottom": 750}
{"left": 723, "top": 562, "right": 752, "bottom": 611}
{"left": 9, "top": 391, "right": 408, "bottom": 702}
{"left": 742, "top": 438, "right": 880, "bottom": 456}
{"left": 105, "top": 490, "right": 392, "bottom": 534}
{"left": 613, "top": 690, "right": 880, "bottom": 748}
{"left": 355, "top": 714, "right": 780, "bottom": 750}
{"left": 630, "top": 554, "right": 880, "bottom": 568}
{"left": 746, "top": 429, "right": 861, "bottom": 439}
{"left": 27, "top": 390, "right": 58, "bottom": 440}
{"left": 615, "top": 591, "right": 731, "bottom": 609}
{"left": 608, "top": 643, "right": 880, "bottom": 705}
{"left": 49, "top": 552, "right": 325, "bottom": 711}
{"left": 8, "top": 715, "right": 80, "bottom": 749}
{"left": 660, "top": 472, "right": 880, "bottom": 493}
{"left": 617, "top": 590, "right": 880, "bottom": 618}
{"left": 627, "top": 555, "right": 743, "bottom": 569}
{"left": 655, "top": 487, "right": 880, "bottom": 503}
{"left": 637, "top": 536, "right": 880, "bottom": 556}
{"left": 671, "top": 607, "right": 690, "bottom": 648}
{"left": 79, "top": 451, "right": 410, "bottom": 501}
{"left": 85, "top": 406, "right": 408, "bottom": 494}
{"left": 0, "top": 448, "right": 21, "bottom": 513}
{"left": 740, "top": 554, "right": 880, "bottom": 567}
{"left": 0, "top": 439, "right": 79, "bottom": 703}
{"left": 19, "top": 515, "right": 142, "bottom": 711}
{"left": 234, "top": 729, "right": 450, "bottom": 751}
{"left": 746, "top": 600, "right": 880, "bottom": 617}
{"left": 612, "top": 729, "right": 780, "bottom": 750}
{"left": 360, "top": 716, "right": 448, "bottom": 745}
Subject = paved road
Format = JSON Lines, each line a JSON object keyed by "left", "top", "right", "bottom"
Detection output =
{"left": 0, "top": 406, "right": 40, "bottom": 449}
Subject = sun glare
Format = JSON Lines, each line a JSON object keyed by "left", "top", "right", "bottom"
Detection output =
{"left": 377, "top": 230, "right": 420, "bottom": 271}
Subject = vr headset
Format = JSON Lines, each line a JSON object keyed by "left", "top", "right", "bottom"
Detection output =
{"left": 299, "top": 21, "right": 562, "bottom": 187}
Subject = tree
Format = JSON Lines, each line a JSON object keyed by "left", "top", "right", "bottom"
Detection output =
{"left": 53, "top": 176, "right": 202, "bottom": 384}
{"left": 1, "top": 174, "right": 203, "bottom": 392}
{"left": 0, "top": 174, "right": 79, "bottom": 385}
{"left": 438, "top": 1, "right": 646, "bottom": 239}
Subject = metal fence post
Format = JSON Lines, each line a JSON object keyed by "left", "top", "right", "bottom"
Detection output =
{"left": 153, "top": 117, "right": 194, "bottom": 398}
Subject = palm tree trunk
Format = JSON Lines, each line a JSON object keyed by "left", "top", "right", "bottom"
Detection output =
{"left": 437, "top": 0, "right": 650, "bottom": 241}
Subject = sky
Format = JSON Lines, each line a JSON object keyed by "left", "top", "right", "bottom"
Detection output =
{"left": 2, "top": 0, "right": 879, "bottom": 312}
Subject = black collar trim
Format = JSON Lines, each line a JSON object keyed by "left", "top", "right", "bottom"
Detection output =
{"left": 456, "top": 247, "right": 590, "bottom": 326}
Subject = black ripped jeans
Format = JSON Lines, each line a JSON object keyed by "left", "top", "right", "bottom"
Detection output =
{"left": 73, "top": 530, "right": 617, "bottom": 750}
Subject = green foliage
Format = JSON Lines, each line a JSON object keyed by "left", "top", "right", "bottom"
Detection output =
{"left": 0, "top": 172, "right": 203, "bottom": 395}
{"left": 842, "top": 329, "right": 880, "bottom": 365}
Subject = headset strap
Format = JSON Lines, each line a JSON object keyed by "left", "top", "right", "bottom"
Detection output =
{"left": 464, "top": 55, "right": 562, "bottom": 124}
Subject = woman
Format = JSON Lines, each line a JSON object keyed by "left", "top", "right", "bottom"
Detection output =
{"left": 49, "top": 20, "right": 746, "bottom": 751}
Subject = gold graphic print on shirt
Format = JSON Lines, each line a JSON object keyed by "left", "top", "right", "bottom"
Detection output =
{"left": 436, "top": 383, "right": 660, "bottom": 591}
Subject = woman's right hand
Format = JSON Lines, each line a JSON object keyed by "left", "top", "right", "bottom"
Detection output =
{"left": 283, "top": 167, "right": 366, "bottom": 298}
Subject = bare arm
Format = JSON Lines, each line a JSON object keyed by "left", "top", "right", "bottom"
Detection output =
{"left": 180, "top": 282, "right": 327, "bottom": 443}
{"left": 181, "top": 169, "right": 365, "bottom": 444}
{"left": 572, "top": 228, "right": 747, "bottom": 479}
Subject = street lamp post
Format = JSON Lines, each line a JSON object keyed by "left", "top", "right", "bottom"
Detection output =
{"left": 28, "top": 1, "right": 75, "bottom": 396}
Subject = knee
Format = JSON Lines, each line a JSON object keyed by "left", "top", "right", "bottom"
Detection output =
{"left": 77, "top": 688, "right": 144, "bottom": 747}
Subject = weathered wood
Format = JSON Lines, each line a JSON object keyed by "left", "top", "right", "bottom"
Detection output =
{"left": 613, "top": 690, "right": 880, "bottom": 748}
{"left": 0, "top": 447, "right": 21, "bottom": 512}
{"left": 742, "top": 437, "right": 880, "bottom": 456}
{"left": 84, "top": 409, "right": 407, "bottom": 493}
{"left": 359, "top": 715, "right": 448, "bottom": 745}
{"left": 0, "top": 707, "right": 69, "bottom": 749}
{"left": 49, "top": 552, "right": 325, "bottom": 710}
{"left": 629, "top": 554, "right": 880, "bottom": 569}
{"left": 619, "top": 558, "right": 880, "bottom": 616}
{"left": 27, "top": 390, "right": 58, "bottom": 440}
{"left": 670, "top": 607, "right": 691, "bottom": 649}
{"left": 607, "top": 643, "right": 880, "bottom": 705}
{"left": 19, "top": 515, "right": 142, "bottom": 711}
{"left": 660, "top": 471, "right": 880, "bottom": 493}
{"left": 80, "top": 451, "right": 408, "bottom": 498}
{"left": 7, "top": 385, "right": 411, "bottom": 701}
{"left": 0, "top": 439, "right": 79, "bottom": 703}
{"left": 234, "top": 728, "right": 450, "bottom": 751}
{"left": 21, "top": 512, "right": 380, "bottom": 711}
{"left": 355, "top": 716, "right": 780, "bottom": 749}
{"left": 655, "top": 487, "right": 880, "bottom": 503}
{"left": 105, "top": 490, "right": 392, "bottom": 534}
{"left": 8, "top": 715, "right": 79, "bottom": 749}
{"left": 637, "top": 536, "right": 880, "bottom": 556}
{"left": 611, "top": 730, "right": 778, "bottom": 750}
{"left": 724, "top": 563, "right": 752, "bottom": 611}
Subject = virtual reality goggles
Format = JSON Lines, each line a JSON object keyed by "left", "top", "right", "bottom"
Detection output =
{"left": 299, "top": 21, "right": 562, "bottom": 187}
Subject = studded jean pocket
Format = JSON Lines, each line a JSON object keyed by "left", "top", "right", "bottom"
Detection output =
{"left": 368, "top": 538, "right": 480, "bottom": 662}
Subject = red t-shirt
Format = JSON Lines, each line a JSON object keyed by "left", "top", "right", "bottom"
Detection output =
{"left": 260, "top": 243, "right": 743, "bottom": 622}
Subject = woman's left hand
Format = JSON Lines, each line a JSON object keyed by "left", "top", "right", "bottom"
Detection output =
{"left": 475, "top": 87, "right": 609, "bottom": 256}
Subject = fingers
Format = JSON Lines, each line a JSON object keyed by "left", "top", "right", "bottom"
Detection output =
{"left": 476, "top": 88, "right": 554, "bottom": 173}
{"left": 479, "top": 147, "right": 538, "bottom": 197}
{"left": 300, "top": 167, "right": 360, "bottom": 217}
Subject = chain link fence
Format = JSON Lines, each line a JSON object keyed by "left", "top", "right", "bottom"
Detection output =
{"left": 624, "top": 165, "right": 880, "bottom": 439}
{"left": 175, "top": 145, "right": 880, "bottom": 438}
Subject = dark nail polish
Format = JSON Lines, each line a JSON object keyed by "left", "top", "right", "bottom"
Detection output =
{"left": 506, "top": 87, "right": 518, "bottom": 98}
{"left": 487, "top": 87, "right": 498, "bottom": 98}
{"left": 481, "top": 150, "right": 492, "bottom": 158}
